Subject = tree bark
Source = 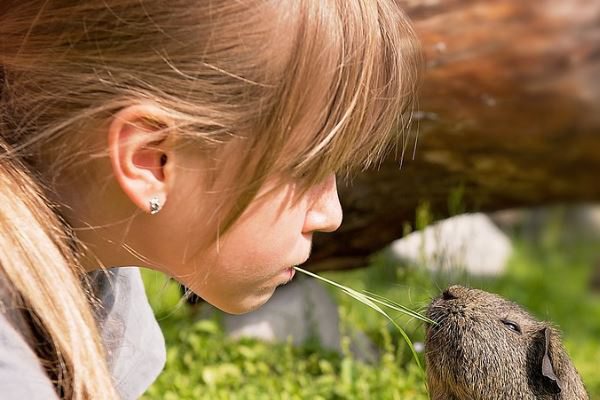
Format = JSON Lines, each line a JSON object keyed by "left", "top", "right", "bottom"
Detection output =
{"left": 308, "top": 0, "right": 600, "bottom": 272}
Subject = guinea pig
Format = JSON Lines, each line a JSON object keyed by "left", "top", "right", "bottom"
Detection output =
{"left": 424, "top": 285, "right": 588, "bottom": 400}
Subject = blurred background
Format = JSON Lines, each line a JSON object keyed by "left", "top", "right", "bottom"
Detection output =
{"left": 141, "top": 1, "right": 600, "bottom": 399}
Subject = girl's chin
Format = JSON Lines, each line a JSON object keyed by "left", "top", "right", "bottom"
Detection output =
{"left": 218, "top": 287, "right": 278, "bottom": 315}
{"left": 197, "top": 270, "right": 296, "bottom": 315}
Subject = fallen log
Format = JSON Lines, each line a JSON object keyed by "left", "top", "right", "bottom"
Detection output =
{"left": 308, "top": 0, "right": 600, "bottom": 272}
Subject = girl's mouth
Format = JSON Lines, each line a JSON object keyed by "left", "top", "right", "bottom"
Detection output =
{"left": 287, "top": 267, "right": 296, "bottom": 282}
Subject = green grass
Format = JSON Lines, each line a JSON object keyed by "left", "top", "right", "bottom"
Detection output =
{"left": 140, "top": 270, "right": 429, "bottom": 399}
{"left": 141, "top": 234, "right": 600, "bottom": 399}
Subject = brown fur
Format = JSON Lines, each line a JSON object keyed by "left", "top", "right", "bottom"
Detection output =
{"left": 425, "top": 286, "right": 588, "bottom": 400}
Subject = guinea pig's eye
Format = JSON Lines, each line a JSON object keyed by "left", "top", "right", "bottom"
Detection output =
{"left": 501, "top": 319, "right": 522, "bottom": 334}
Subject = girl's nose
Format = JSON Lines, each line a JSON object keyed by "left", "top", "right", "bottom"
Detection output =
{"left": 303, "top": 175, "right": 343, "bottom": 233}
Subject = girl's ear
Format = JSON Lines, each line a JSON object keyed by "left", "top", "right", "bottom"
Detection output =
{"left": 107, "top": 104, "right": 174, "bottom": 214}
{"left": 536, "top": 327, "right": 562, "bottom": 395}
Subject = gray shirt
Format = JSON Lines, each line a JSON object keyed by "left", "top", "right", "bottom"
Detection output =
{"left": 0, "top": 267, "right": 166, "bottom": 399}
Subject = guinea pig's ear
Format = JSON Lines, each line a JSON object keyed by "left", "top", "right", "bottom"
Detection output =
{"left": 540, "top": 327, "right": 563, "bottom": 394}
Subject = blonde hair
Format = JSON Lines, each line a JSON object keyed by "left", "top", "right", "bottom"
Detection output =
{"left": 0, "top": 0, "right": 420, "bottom": 398}
{"left": 0, "top": 138, "right": 117, "bottom": 398}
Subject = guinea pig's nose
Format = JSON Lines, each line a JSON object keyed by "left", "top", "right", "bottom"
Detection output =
{"left": 442, "top": 288, "right": 458, "bottom": 300}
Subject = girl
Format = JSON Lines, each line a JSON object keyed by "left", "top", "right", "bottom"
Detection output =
{"left": 0, "top": 0, "right": 420, "bottom": 398}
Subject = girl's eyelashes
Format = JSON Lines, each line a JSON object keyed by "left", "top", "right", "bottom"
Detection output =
{"left": 501, "top": 319, "right": 522, "bottom": 334}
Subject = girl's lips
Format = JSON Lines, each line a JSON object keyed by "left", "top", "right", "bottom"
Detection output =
{"left": 281, "top": 267, "right": 295, "bottom": 283}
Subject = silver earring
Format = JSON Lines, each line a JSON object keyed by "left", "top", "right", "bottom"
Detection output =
{"left": 149, "top": 197, "right": 162, "bottom": 215}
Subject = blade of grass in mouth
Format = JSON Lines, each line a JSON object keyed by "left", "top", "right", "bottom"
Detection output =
{"left": 362, "top": 290, "right": 436, "bottom": 324}
{"left": 293, "top": 266, "right": 434, "bottom": 372}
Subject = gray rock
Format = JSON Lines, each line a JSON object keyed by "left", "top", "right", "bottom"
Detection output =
{"left": 390, "top": 213, "right": 512, "bottom": 276}
{"left": 200, "top": 276, "right": 378, "bottom": 363}
{"left": 564, "top": 204, "right": 600, "bottom": 238}
{"left": 225, "top": 276, "right": 340, "bottom": 350}
{"left": 490, "top": 204, "right": 600, "bottom": 241}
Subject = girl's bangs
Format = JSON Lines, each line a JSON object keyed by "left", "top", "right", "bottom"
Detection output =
{"left": 266, "top": 0, "right": 421, "bottom": 187}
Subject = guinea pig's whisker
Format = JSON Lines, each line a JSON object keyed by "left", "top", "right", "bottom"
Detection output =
{"left": 362, "top": 290, "right": 435, "bottom": 323}
{"left": 427, "top": 316, "right": 451, "bottom": 342}
{"left": 417, "top": 302, "right": 431, "bottom": 313}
